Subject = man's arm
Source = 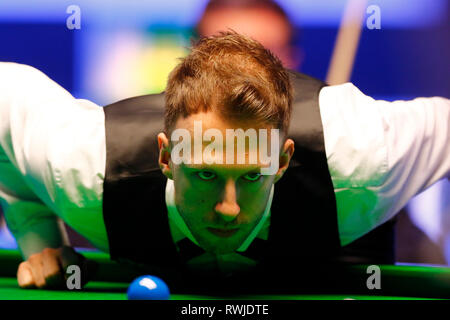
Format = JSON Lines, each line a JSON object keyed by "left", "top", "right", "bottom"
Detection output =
{"left": 0, "top": 62, "right": 105, "bottom": 287}
{"left": 0, "top": 192, "right": 69, "bottom": 259}
{"left": 319, "top": 83, "right": 450, "bottom": 246}
{"left": 0, "top": 62, "right": 73, "bottom": 258}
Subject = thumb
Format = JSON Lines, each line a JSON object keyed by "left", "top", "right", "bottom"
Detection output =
{"left": 17, "top": 261, "right": 36, "bottom": 288}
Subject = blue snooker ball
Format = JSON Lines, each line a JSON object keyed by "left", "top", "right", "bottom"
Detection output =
{"left": 127, "top": 275, "right": 170, "bottom": 300}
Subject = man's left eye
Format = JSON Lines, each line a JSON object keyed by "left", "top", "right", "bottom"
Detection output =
{"left": 197, "top": 171, "right": 216, "bottom": 180}
{"left": 243, "top": 172, "right": 262, "bottom": 181}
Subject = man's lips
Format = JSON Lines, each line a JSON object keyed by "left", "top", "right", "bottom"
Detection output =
{"left": 207, "top": 227, "right": 239, "bottom": 238}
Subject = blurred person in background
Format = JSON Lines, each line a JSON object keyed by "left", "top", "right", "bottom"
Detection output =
{"left": 196, "top": 0, "right": 301, "bottom": 70}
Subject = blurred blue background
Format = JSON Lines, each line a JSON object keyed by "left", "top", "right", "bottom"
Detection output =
{"left": 0, "top": 0, "right": 449, "bottom": 264}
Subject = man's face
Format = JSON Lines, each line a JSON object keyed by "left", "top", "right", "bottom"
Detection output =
{"left": 158, "top": 111, "right": 294, "bottom": 254}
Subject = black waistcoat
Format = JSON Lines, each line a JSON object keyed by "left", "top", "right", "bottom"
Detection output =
{"left": 101, "top": 71, "right": 395, "bottom": 290}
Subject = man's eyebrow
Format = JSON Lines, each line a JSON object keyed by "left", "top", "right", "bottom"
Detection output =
{"left": 182, "top": 164, "right": 264, "bottom": 171}
{"left": 182, "top": 164, "right": 211, "bottom": 170}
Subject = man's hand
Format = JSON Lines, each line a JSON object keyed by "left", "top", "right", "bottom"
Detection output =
{"left": 17, "top": 246, "right": 97, "bottom": 289}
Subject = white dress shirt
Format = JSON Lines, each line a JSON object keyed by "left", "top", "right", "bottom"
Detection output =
{"left": 0, "top": 62, "right": 449, "bottom": 260}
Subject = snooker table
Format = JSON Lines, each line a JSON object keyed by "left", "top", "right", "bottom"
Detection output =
{"left": 0, "top": 248, "right": 449, "bottom": 300}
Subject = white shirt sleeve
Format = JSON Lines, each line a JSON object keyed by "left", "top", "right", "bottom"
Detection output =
{"left": 0, "top": 62, "right": 108, "bottom": 257}
{"left": 319, "top": 83, "right": 450, "bottom": 246}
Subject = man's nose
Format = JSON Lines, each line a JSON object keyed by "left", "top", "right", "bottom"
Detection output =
{"left": 214, "top": 179, "right": 240, "bottom": 222}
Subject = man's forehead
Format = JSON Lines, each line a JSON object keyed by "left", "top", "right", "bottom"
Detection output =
{"left": 174, "top": 111, "right": 273, "bottom": 131}
{"left": 182, "top": 162, "right": 269, "bottom": 171}
{"left": 169, "top": 111, "right": 282, "bottom": 175}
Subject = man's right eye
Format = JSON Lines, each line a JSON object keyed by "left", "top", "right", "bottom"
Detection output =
{"left": 196, "top": 171, "right": 216, "bottom": 181}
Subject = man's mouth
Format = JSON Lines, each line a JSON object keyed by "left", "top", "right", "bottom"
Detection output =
{"left": 207, "top": 227, "right": 239, "bottom": 238}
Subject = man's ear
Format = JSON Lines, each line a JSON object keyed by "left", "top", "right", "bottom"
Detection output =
{"left": 157, "top": 132, "right": 173, "bottom": 179}
{"left": 273, "top": 138, "right": 295, "bottom": 183}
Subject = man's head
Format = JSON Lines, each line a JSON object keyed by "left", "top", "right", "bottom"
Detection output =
{"left": 158, "top": 31, "right": 294, "bottom": 254}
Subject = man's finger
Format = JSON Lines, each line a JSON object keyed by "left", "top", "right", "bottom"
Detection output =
{"left": 17, "top": 261, "right": 36, "bottom": 289}
{"left": 28, "top": 253, "right": 46, "bottom": 288}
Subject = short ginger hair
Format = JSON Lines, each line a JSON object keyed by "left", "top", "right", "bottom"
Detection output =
{"left": 164, "top": 31, "right": 292, "bottom": 135}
